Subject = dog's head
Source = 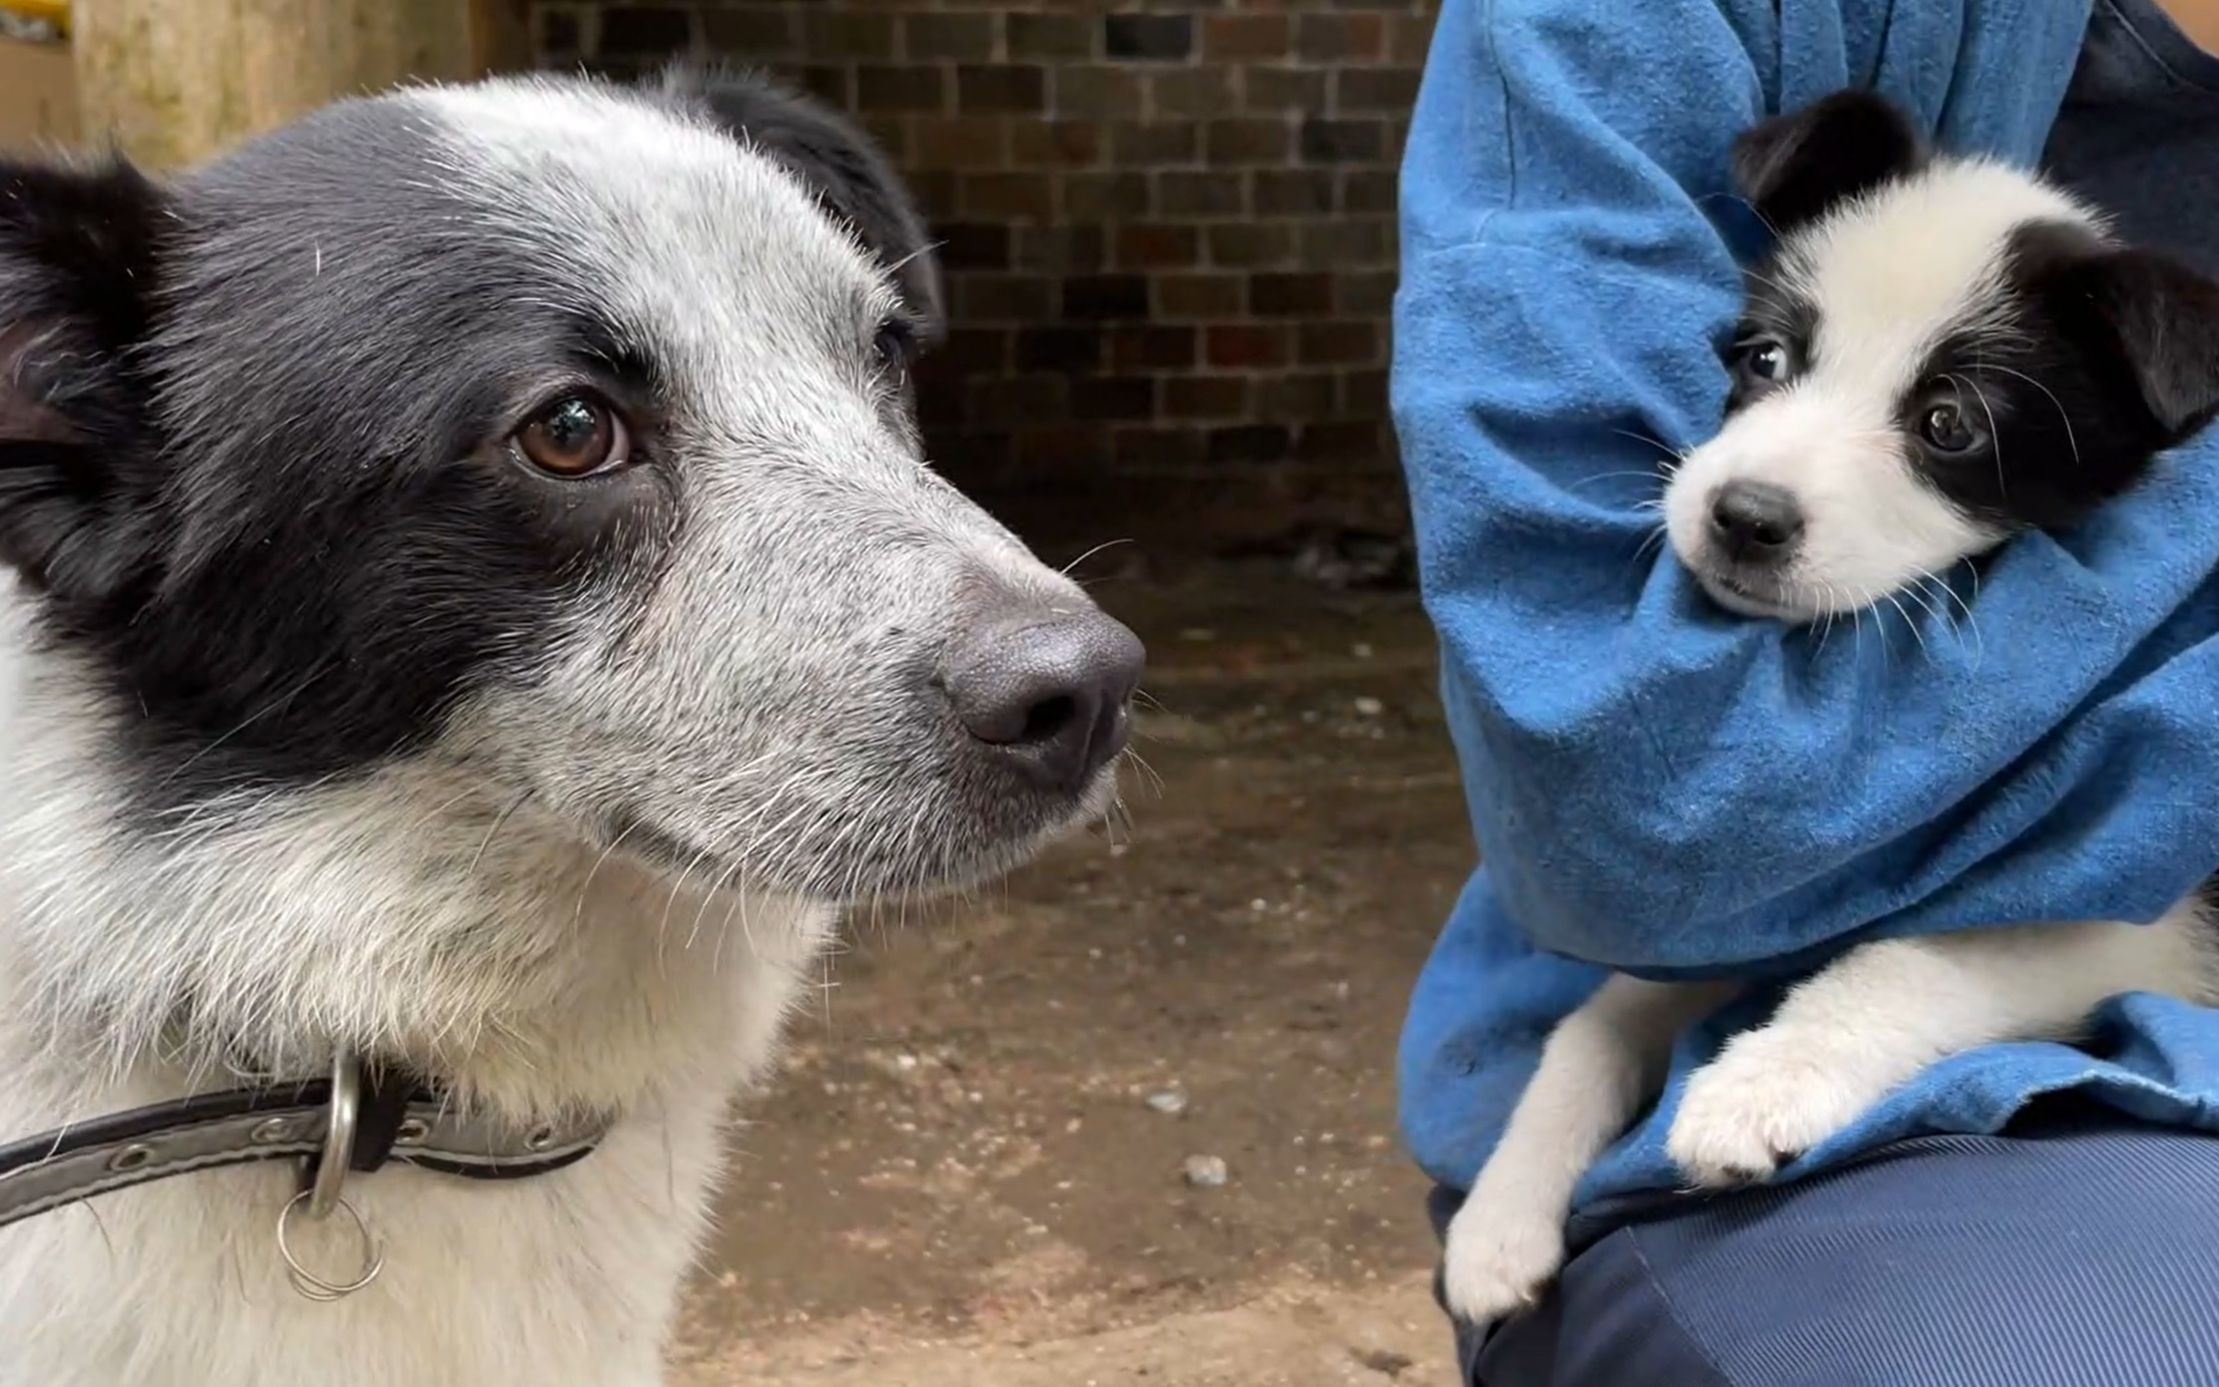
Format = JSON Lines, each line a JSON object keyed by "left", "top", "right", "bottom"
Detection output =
{"left": 0, "top": 72, "right": 1141, "bottom": 903}
{"left": 1665, "top": 91, "right": 2219, "bottom": 623}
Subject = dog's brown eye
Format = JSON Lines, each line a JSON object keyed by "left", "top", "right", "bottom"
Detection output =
{"left": 515, "top": 396, "right": 628, "bottom": 477}
{"left": 1732, "top": 337, "right": 1796, "bottom": 387}
{"left": 1920, "top": 401, "right": 1978, "bottom": 453}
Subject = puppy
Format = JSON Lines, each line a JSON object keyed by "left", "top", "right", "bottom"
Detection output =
{"left": 0, "top": 72, "right": 1140, "bottom": 1385}
{"left": 1442, "top": 91, "right": 2219, "bottom": 1327}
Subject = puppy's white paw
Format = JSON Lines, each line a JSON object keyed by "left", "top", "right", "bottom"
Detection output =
{"left": 1666, "top": 1030, "right": 1889, "bottom": 1188}
{"left": 1440, "top": 1199, "right": 1566, "bottom": 1328}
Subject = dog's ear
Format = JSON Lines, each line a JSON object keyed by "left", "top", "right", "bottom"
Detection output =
{"left": 654, "top": 66, "right": 945, "bottom": 350}
{"left": 0, "top": 156, "right": 170, "bottom": 602}
{"left": 2053, "top": 247, "right": 2219, "bottom": 444}
{"left": 1732, "top": 90, "right": 1927, "bottom": 235}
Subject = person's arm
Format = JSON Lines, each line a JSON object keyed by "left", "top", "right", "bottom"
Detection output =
{"left": 1397, "top": 0, "right": 2219, "bottom": 970}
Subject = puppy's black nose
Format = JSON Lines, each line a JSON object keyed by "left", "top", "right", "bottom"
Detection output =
{"left": 946, "top": 608, "right": 1145, "bottom": 791}
{"left": 1708, "top": 481, "right": 1805, "bottom": 564}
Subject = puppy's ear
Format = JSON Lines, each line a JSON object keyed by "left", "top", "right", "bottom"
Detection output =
{"left": 0, "top": 156, "right": 169, "bottom": 602}
{"left": 654, "top": 66, "right": 945, "bottom": 350}
{"left": 2056, "top": 248, "right": 2219, "bottom": 443}
{"left": 1732, "top": 90, "right": 1927, "bottom": 235}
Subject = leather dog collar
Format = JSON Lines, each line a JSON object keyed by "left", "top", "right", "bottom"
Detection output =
{"left": 0, "top": 1054, "right": 608, "bottom": 1231}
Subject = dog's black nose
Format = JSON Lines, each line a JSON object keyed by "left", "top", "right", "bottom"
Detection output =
{"left": 946, "top": 608, "right": 1145, "bottom": 790}
{"left": 1708, "top": 481, "right": 1805, "bottom": 563}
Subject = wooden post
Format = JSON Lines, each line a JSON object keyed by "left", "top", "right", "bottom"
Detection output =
{"left": 71, "top": 0, "right": 496, "bottom": 169}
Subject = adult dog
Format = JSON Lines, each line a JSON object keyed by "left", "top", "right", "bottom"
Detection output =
{"left": 0, "top": 70, "right": 1141, "bottom": 1385}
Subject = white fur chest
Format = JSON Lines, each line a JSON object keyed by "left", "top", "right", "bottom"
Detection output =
{"left": 0, "top": 685, "right": 836, "bottom": 1385}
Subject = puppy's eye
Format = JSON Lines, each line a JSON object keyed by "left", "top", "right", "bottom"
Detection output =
{"left": 872, "top": 318, "right": 915, "bottom": 366}
{"left": 1733, "top": 338, "right": 1795, "bottom": 386}
{"left": 1919, "top": 401, "right": 1979, "bottom": 454}
{"left": 514, "top": 395, "right": 629, "bottom": 477}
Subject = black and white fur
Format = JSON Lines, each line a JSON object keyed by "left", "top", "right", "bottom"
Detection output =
{"left": 0, "top": 72, "right": 1140, "bottom": 1384}
{"left": 1444, "top": 92, "right": 2219, "bottom": 1327}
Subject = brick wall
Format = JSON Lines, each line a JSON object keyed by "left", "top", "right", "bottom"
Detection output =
{"left": 530, "top": 2, "right": 1436, "bottom": 553}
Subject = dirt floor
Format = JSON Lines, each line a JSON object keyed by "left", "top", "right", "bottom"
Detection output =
{"left": 668, "top": 565, "right": 1471, "bottom": 1387}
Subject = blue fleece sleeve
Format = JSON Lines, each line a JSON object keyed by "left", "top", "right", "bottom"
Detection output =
{"left": 1396, "top": 0, "right": 2219, "bottom": 972}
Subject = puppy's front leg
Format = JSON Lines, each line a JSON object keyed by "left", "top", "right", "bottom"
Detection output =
{"left": 1667, "top": 906, "right": 2212, "bottom": 1187}
{"left": 1442, "top": 974, "right": 1736, "bottom": 1326}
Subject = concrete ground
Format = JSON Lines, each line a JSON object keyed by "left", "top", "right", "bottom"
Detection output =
{"left": 668, "top": 566, "right": 1469, "bottom": 1386}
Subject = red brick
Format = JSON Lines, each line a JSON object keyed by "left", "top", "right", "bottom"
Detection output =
{"left": 905, "top": 171, "right": 958, "bottom": 222}
{"left": 938, "top": 221, "right": 1012, "bottom": 271}
{"left": 958, "top": 65, "right": 1046, "bottom": 113}
{"left": 1296, "top": 14, "right": 1385, "bottom": 63}
{"left": 953, "top": 274, "right": 1053, "bottom": 322}
{"left": 1245, "top": 65, "right": 1328, "bottom": 113}
{"left": 1339, "top": 170, "right": 1397, "bottom": 215}
{"left": 1207, "top": 223, "right": 1295, "bottom": 268}
{"left": 1207, "top": 325, "right": 1290, "bottom": 369}
{"left": 1155, "top": 273, "right": 1245, "bottom": 318}
{"left": 856, "top": 66, "right": 945, "bottom": 113}
{"left": 1203, "top": 15, "right": 1290, "bottom": 61}
{"left": 1254, "top": 372, "right": 1340, "bottom": 422}
{"left": 934, "top": 328, "right": 1011, "bottom": 375}
{"left": 1296, "top": 421, "right": 1387, "bottom": 463}
{"left": 1061, "top": 274, "right": 1150, "bottom": 320}
{"left": 1163, "top": 377, "right": 1252, "bottom": 421}
{"left": 914, "top": 372, "right": 964, "bottom": 428}
{"left": 1209, "top": 425, "right": 1293, "bottom": 464}
{"left": 1071, "top": 376, "right": 1158, "bottom": 421}
{"left": 1336, "top": 67, "right": 1423, "bottom": 113}
{"left": 922, "top": 428, "right": 1011, "bottom": 479}
{"left": 1297, "top": 320, "right": 1382, "bottom": 367}
{"left": 790, "top": 66, "right": 852, "bottom": 109}
{"left": 1389, "top": 14, "right": 1438, "bottom": 63}
{"left": 1150, "top": 68, "right": 1240, "bottom": 119}
{"left": 1253, "top": 170, "right": 1337, "bottom": 215}
{"left": 1335, "top": 269, "right": 1398, "bottom": 315}
{"left": 1205, "top": 118, "right": 1292, "bottom": 165}
{"left": 1104, "top": 13, "right": 1193, "bottom": 61}
{"left": 1011, "top": 120, "right": 1103, "bottom": 167}
{"left": 1297, "top": 218, "right": 1393, "bottom": 267}
{"left": 1014, "top": 327, "right": 1101, "bottom": 373}
{"left": 1251, "top": 272, "right": 1333, "bottom": 317}
{"left": 1109, "top": 325, "right": 1198, "bottom": 371}
{"left": 538, "top": 5, "right": 583, "bottom": 56}
{"left": 1340, "top": 369, "right": 1390, "bottom": 417}
{"left": 1008, "top": 13, "right": 1096, "bottom": 60}
{"left": 802, "top": 12, "right": 896, "bottom": 59}
{"left": 1158, "top": 171, "right": 1246, "bottom": 217}
{"left": 1115, "top": 427, "right": 1206, "bottom": 468}
{"left": 1115, "top": 223, "right": 1201, "bottom": 269}
{"left": 969, "top": 374, "right": 1070, "bottom": 424}
{"left": 1300, "top": 118, "right": 1386, "bottom": 164}
{"left": 599, "top": 6, "right": 692, "bottom": 55}
{"left": 910, "top": 117, "right": 1010, "bottom": 170}
{"left": 1013, "top": 226, "right": 1108, "bottom": 273}
{"left": 699, "top": 8, "right": 795, "bottom": 57}
{"left": 961, "top": 173, "right": 1054, "bottom": 222}
{"left": 903, "top": 13, "right": 998, "bottom": 61}
{"left": 1055, "top": 384, "right": 1143, "bottom": 433}
{"left": 1054, "top": 67, "right": 1145, "bottom": 117}
{"left": 1112, "top": 121, "right": 1200, "bottom": 166}
{"left": 1016, "top": 426, "right": 1114, "bottom": 470}
{"left": 1062, "top": 172, "right": 1153, "bottom": 220}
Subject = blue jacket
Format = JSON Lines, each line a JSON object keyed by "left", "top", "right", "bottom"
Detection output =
{"left": 1395, "top": 0, "right": 2219, "bottom": 1207}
